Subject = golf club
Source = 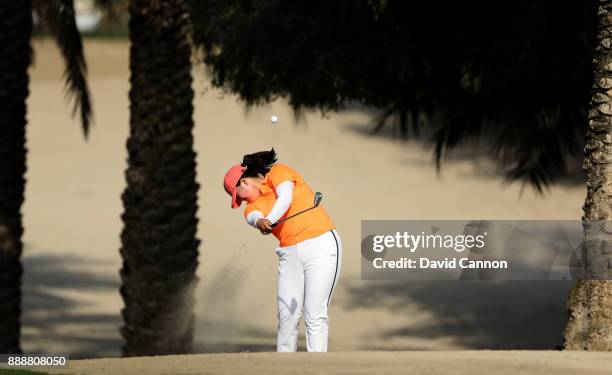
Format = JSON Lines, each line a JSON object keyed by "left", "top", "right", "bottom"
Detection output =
{"left": 270, "top": 192, "right": 323, "bottom": 228}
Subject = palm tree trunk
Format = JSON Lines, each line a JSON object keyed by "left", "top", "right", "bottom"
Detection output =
{"left": 119, "top": 0, "right": 200, "bottom": 356}
{"left": 0, "top": 1, "right": 32, "bottom": 355}
{"left": 563, "top": 0, "right": 612, "bottom": 351}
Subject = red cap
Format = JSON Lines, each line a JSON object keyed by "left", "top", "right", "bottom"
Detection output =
{"left": 224, "top": 164, "right": 247, "bottom": 209}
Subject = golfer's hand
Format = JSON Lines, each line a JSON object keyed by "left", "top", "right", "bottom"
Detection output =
{"left": 256, "top": 218, "right": 273, "bottom": 235}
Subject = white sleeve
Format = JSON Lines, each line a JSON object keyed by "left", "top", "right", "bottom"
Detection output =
{"left": 265, "top": 181, "right": 294, "bottom": 224}
{"left": 246, "top": 210, "right": 264, "bottom": 228}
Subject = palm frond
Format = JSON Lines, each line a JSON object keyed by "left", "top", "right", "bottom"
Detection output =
{"left": 190, "top": 0, "right": 596, "bottom": 193}
{"left": 33, "top": 0, "right": 92, "bottom": 138}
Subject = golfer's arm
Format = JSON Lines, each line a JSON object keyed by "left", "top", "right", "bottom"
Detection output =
{"left": 265, "top": 181, "right": 294, "bottom": 224}
{"left": 246, "top": 210, "right": 264, "bottom": 228}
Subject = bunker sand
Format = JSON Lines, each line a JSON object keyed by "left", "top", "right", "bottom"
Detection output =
{"left": 44, "top": 351, "right": 612, "bottom": 375}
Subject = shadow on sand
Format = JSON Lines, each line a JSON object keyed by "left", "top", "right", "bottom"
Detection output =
{"left": 19, "top": 253, "right": 574, "bottom": 353}
{"left": 343, "top": 278, "right": 573, "bottom": 350}
{"left": 338, "top": 105, "right": 586, "bottom": 189}
{"left": 21, "top": 252, "right": 123, "bottom": 359}
{"left": 21, "top": 251, "right": 281, "bottom": 356}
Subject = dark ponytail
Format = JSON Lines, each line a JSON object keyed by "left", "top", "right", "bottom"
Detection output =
{"left": 239, "top": 148, "right": 277, "bottom": 181}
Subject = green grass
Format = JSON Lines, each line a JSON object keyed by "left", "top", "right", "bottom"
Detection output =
{"left": 81, "top": 26, "right": 129, "bottom": 39}
{"left": 0, "top": 369, "right": 52, "bottom": 375}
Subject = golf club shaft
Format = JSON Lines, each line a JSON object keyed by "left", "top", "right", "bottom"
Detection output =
{"left": 270, "top": 205, "right": 317, "bottom": 228}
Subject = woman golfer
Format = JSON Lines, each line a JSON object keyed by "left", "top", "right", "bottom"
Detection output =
{"left": 223, "top": 148, "right": 342, "bottom": 352}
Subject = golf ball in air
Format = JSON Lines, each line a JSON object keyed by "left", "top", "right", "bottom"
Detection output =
{"left": 271, "top": 115, "right": 278, "bottom": 124}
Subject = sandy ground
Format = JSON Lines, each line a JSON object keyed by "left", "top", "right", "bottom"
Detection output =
{"left": 39, "top": 351, "right": 612, "bottom": 375}
{"left": 19, "top": 38, "right": 591, "bottom": 359}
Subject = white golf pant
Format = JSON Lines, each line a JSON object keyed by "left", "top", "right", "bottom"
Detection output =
{"left": 274, "top": 229, "right": 342, "bottom": 352}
